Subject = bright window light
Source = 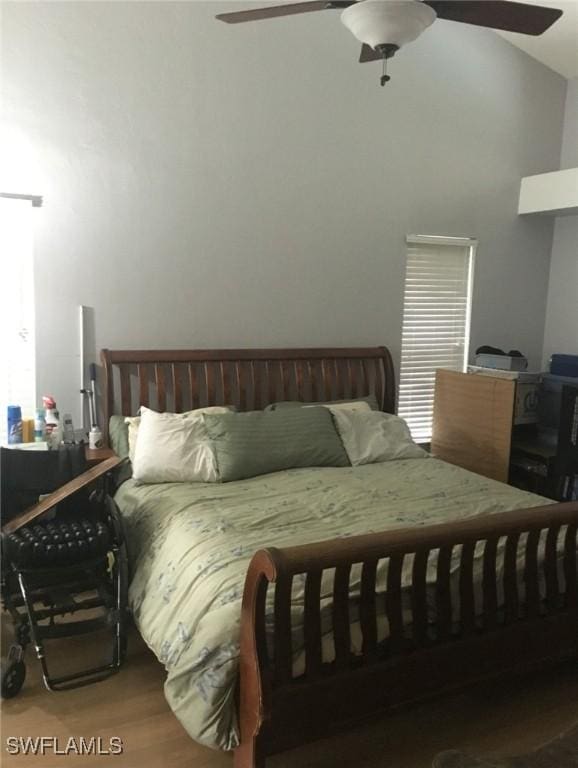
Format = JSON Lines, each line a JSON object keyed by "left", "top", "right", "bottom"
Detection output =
{"left": 0, "top": 196, "right": 37, "bottom": 443}
{"left": 398, "top": 235, "right": 476, "bottom": 443}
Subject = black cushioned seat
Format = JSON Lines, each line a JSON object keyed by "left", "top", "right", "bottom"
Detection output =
{"left": 5, "top": 519, "right": 110, "bottom": 569}
{"left": 0, "top": 445, "right": 128, "bottom": 698}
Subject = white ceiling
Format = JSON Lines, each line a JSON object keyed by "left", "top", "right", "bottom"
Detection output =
{"left": 496, "top": 0, "right": 578, "bottom": 79}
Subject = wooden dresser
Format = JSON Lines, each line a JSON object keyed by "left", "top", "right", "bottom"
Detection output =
{"left": 431, "top": 369, "right": 516, "bottom": 483}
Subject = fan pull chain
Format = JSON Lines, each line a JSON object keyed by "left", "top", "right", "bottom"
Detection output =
{"left": 380, "top": 57, "right": 390, "bottom": 87}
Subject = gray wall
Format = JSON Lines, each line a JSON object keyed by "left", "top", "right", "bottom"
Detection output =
{"left": 2, "top": 2, "right": 567, "bottom": 423}
{"left": 543, "top": 77, "right": 578, "bottom": 365}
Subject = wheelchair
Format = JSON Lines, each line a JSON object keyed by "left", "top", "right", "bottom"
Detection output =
{"left": 0, "top": 445, "right": 128, "bottom": 698}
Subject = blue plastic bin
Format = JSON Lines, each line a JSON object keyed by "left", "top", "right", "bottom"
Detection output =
{"left": 539, "top": 374, "right": 578, "bottom": 431}
{"left": 550, "top": 354, "right": 578, "bottom": 378}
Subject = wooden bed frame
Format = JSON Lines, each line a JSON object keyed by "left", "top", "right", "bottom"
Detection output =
{"left": 101, "top": 346, "right": 578, "bottom": 768}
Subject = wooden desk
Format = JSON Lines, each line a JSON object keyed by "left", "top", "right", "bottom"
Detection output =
{"left": 433, "top": 371, "right": 576, "bottom": 500}
{"left": 431, "top": 369, "right": 560, "bottom": 491}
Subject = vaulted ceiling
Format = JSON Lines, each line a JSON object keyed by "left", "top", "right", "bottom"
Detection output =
{"left": 496, "top": 0, "right": 578, "bottom": 79}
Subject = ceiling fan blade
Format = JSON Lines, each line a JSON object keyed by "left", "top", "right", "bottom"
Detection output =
{"left": 359, "top": 43, "right": 384, "bottom": 63}
{"left": 423, "top": 1, "right": 563, "bottom": 36}
{"left": 216, "top": 1, "right": 354, "bottom": 24}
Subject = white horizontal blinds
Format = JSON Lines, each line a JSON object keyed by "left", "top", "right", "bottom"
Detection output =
{"left": 0, "top": 197, "right": 36, "bottom": 443}
{"left": 398, "top": 236, "right": 475, "bottom": 442}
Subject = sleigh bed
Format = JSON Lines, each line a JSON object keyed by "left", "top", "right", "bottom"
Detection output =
{"left": 101, "top": 346, "right": 578, "bottom": 768}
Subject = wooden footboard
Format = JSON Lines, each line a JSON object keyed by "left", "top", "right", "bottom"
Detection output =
{"left": 235, "top": 501, "right": 578, "bottom": 768}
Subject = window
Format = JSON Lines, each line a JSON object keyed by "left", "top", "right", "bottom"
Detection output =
{"left": 0, "top": 195, "right": 38, "bottom": 443}
{"left": 398, "top": 235, "right": 476, "bottom": 443}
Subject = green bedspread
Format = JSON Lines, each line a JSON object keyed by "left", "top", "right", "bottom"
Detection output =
{"left": 115, "top": 458, "right": 546, "bottom": 751}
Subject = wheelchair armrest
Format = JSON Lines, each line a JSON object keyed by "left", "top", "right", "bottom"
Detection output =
{"left": 2, "top": 455, "right": 125, "bottom": 535}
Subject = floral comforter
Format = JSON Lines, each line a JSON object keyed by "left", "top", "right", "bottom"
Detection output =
{"left": 115, "top": 458, "right": 546, "bottom": 750}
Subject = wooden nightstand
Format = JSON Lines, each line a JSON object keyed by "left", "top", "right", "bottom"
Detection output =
{"left": 85, "top": 447, "right": 115, "bottom": 466}
{"left": 2, "top": 445, "right": 115, "bottom": 466}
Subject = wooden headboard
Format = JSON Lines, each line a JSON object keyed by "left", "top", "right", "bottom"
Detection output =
{"left": 100, "top": 347, "right": 395, "bottom": 442}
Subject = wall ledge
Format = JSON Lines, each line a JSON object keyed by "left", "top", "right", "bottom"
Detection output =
{"left": 518, "top": 168, "right": 578, "bottom": 216}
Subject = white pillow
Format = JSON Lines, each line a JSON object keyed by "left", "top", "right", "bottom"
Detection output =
{"left": 330, "top": 409, "right": 428, "bottom": 466}
{"left": 132, "top": 407, "right": 229, "bottom": 484}
{"left": 125, "top": 405, "right": 230, "bottom": 466}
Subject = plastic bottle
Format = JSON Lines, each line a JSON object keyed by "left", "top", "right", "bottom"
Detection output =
{"left": 22, "top": 419, "right": 35, "bottom": 442}
{"left": 50, "top": 411, "right": 63, "bottom": 448}
{"left": 62, "top": 413, "right": 75, "bottom": 444}
{"left": 7, "top": 405, "right": 23, "bottom": 444}
{"left": 34, "top": 408, "right": 46, "bottom": 442}
{"left": 89, "top": 426, "right": 103, "bottom": 450}
{"left": 43, "top": 396, "right": 61, "bottom": 449}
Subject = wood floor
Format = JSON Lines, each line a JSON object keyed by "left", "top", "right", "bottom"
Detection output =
{"left": 2, "top": 624, "right": 577, "bottom": 768}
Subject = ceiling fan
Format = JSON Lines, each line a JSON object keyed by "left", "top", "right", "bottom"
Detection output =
{"left": 216, "top": 0, "right": 563, "bottom": 85}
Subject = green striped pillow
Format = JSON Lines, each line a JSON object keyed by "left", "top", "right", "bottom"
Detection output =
{"left": 265, "top": 394, "right": 380, "bottom": 411}
{"left": 203, "top": 407, "right": 350, "bottom": 482}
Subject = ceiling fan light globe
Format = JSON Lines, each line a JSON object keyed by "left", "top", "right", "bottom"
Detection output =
{"left": 341, "top": 0, "right": 436, "bottom": 50}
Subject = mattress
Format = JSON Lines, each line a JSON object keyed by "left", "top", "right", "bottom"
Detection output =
{"left": 115, "top": 457, "right": 548, "bottom": 750}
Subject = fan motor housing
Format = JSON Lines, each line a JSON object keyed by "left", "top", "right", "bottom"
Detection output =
{"left": 341, "top": 0, "right": 437, "bottom": 51}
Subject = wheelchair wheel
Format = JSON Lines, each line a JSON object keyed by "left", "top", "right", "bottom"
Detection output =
{"left": 1, "top": 657, "right": 26, "bottom": 699}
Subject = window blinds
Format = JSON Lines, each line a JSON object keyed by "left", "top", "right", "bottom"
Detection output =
{"left": 0, "top": 197, "right": 36, "bottom": 443}
{"left": 398, "top": 235, "right": 476, "bottom": 443}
